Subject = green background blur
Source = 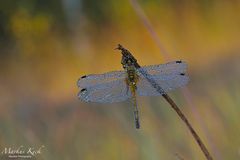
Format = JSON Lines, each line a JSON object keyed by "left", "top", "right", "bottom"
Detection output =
{"left": 0, "top": 0, "right": 240, "bottom": 159}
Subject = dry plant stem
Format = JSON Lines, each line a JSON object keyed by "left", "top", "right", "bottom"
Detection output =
{"left": 162, "top": 94, "right": 213, "bottom": 160}
{"left": 133, "top": 53, "right": 214, "bottom": 160}
{"left": 117, "top": 44, "right": 213, "bottom": 160}
{"left": 129, "top": 0, "right": 214, "bottom": 159}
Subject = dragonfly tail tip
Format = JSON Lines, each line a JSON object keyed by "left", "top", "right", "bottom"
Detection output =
{"left": 135, "top": 119, "right": 140, "bottom": 129}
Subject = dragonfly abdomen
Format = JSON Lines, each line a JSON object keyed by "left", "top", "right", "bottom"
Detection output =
{"left": 127, "top": 67, "right": 140, "bottom": 129}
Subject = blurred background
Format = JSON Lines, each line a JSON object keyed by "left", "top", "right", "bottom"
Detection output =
{"left": 0, "top": 0, "right": 240, "bottom": 159}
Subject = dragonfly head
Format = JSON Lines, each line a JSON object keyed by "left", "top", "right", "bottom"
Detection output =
{"left": 115, "top": 44, "right": 129, "bottom": 57}
{"left": 115, "top": 44, "right": 139, "bottom": 69}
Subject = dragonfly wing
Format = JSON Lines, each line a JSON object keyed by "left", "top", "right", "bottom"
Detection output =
{"left": 78, "top": 70, "right": 126, "bottom": 88}
{"left": 78, "top": 70, "right": 130, "bottom": 103}
{"left": 140, "top": 61, "right": 187, "bottom": 75}
{"left": 136, "top": 61, "right": 189, "bottom": 96}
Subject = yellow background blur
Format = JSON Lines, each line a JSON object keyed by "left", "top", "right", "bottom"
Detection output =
{"left": 0, "top": 0, "right": 240, "bottom": 159}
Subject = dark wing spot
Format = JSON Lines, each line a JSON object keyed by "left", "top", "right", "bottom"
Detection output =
{"left": 180, "top": 73, "right": 185, "bottom": 76}
{"left": 81, "top": 75, "right": 87, "bottom": 78}
{"left": 176, "top": 60, "right": 182, "bottom": 63}
{"left": 81, "top": 88, "right": 87, "bottom": 92}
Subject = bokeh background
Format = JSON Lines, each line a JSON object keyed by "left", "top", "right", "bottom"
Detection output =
{"left": 0, "top": 0, "right": 240, "bottom": 159}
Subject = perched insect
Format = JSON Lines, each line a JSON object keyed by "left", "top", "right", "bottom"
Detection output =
{"left": 77, "top": 44, "right": 189, "bottom": 129}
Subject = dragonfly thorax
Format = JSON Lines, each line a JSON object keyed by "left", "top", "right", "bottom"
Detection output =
{"left": 120, "top": 50, "right": 139, "bottom": 84}
{"left": 126, "top": 65, "right": 139, "bottom": 84}
{"left": 121, "top": 56, "right": 136, "bottom": 69}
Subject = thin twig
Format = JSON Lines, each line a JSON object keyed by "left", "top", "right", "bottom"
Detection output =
{"left": 117, "top": 44, "right": 213, "bottom": 160}
{"left": 162, "top": 94, "right": 213, "bottom": 160}
{"left": 129, "top": 0, "right": 215, "bottom": 139}
{"left": 128, "top": 0, "right": 214, "bottom": 159}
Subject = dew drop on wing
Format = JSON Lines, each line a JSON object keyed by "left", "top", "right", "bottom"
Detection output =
{"left": 81, "top": 75, "right": 87, "bottom": 78}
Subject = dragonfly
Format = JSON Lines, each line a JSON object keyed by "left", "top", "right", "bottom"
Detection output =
{"left": 77, "top": 44, "right": 189, "bottom": 129}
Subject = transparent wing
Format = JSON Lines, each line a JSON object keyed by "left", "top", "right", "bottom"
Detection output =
{"left": 136, "top": 61, "right": 189, "bottom": 96}
{"left": 140, "top": 61, "right": 187, "bottom": 75}
{"left": 77, "top": 70, "right": 130, "bottom": 103}
{"left": 78, "top": 70, "right": 126, "bottom": 88}
{"left": 78, "top": 79, "right": 131, "bottom": 103}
